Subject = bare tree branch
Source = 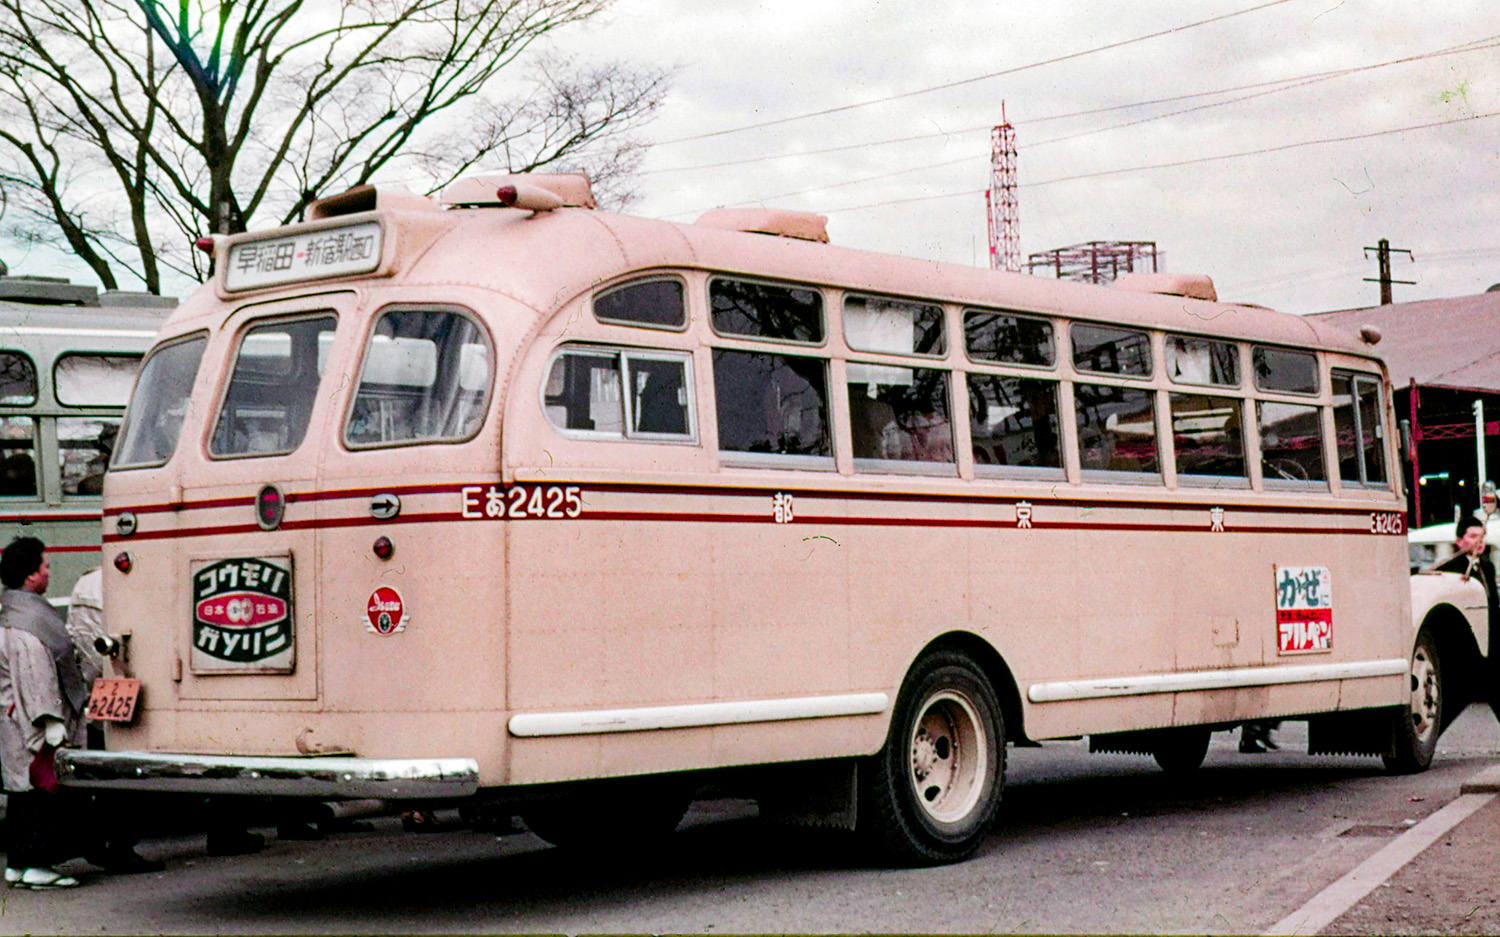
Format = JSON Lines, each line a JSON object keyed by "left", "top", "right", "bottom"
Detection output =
{"left": 0, "top": 0, "right": 669, "bottom": 291}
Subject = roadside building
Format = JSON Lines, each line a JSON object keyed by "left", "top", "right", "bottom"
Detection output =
{"left": 1309, "top": 288, "right": 1500, "bottom": 528}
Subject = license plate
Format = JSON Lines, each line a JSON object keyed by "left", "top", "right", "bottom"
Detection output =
{"left": 87, "top": 678, "right": 141, "bottom": 723}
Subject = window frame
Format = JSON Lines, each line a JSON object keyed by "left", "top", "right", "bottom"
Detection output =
{"left": 1168, "top": 390, "right": 1250, "bottom": 488}
{"left": 1073, "top": 379, "right": 1163, "bottom": 484}
{"left": 540, "top": 343, "right": 698, "bottom": 445}
{"left": 1331, "top": 369, "right": 1390, "bottom": 489}
{"left": 1069, "top": 322, "right": 1154, "bottom": 379}
{"left": 210, "top": 311, "right": 339, "bottom": 460}
{"left": 1255, "top": 398, "right": 1329, "bottom": 492}
{"left": 1165, "top": 334, "right": 1240, "bottom": 389}
{"left": 842, "top": 291, "right": 947, "bottom": 359}
{"left": 1252, "top": 345, "right": 1319, "bottom": 396}
{"left": 342, "top": 305, "right": 495, "bottom": 452}
{"left": 0, "top": 349, "right": 39, "bottom": 406}
{"left": 962, "top": 308, "right": 1057, "bottom": 371}
{"left": 592, "top": 274, "right": 690, "bottom": 332}
{"left": 845, "top": 359, "right": 956, "bottom": 476}
{"left": 110, "top": 330, "right": 210, "bottom": 471}
{"left": 965, "top": 368, "right": 1065, "bottom": 481}
{"left": 707, "top": 274, "right": 827, "bottom": 347}
{"left": 711, "top": 346, "right": 834, "bottom": 469}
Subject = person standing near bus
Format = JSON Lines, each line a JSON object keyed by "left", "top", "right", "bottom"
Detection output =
{"left": 66, "top": 567, "right": 109, "bottom": 750}
{"left": 0, "top": 537, "right": 162, "bottom": 887}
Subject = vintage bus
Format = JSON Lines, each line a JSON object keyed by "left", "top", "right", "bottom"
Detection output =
{"left": 0, "top": 273, "right": 169, "bottom": 599}
{"left": 59, "top": 175, "right": 1429, "bottom": 865}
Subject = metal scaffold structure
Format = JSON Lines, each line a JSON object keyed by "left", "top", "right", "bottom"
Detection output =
{"left": 985, "top": 103, "right": 1019, "bottom": 272}
{"left": 1026, "top": 240, "right": 1160, "bottom": 284}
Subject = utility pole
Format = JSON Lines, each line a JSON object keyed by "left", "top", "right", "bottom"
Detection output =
{"left": 1362, "top": 238, "right": 1415, "bottom": 305}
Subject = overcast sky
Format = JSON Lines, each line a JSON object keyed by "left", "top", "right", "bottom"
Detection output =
{"left": 542, "top": 0, "right": 1499, "bottom": 314}
{"left": 6, "top": 0, "right": 1495, "bottom": 316}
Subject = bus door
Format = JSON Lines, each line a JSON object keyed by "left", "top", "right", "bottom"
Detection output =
{"left": 172, "top": 303, "right": 342, "bottom": 703}
{"left": 308, "top": 305, "right": 503, "bottom": 730}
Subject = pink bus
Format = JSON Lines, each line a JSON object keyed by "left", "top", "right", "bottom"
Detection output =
{"left": 59, "top": 174, "right": 1424, "bottom": 865}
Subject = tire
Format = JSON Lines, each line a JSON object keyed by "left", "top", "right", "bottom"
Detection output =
{"left": 1384, "top": 628, "right": 1442, "bottom": 774}
{"left": 521, "top": 779, "right": 691, "bottom": 850}
{"left": 858, "top": 650, "right": 1004, "bottom": 866}
{"left": 1151, "top": 728, "right": 1211, "bottom": 773}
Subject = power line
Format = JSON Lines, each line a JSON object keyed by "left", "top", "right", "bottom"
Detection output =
{"left": 652, "top": 0, "right": 1304, "bottom": 147}
{"left": 810, "top": 110, "right": 1500, "bottom": 215}
{"left": 641, "top": 36, "right": 1499, "bottom": 177}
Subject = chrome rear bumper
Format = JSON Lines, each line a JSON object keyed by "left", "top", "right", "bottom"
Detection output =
{"left": 56, "top": 749, "right": 480, "bottom": 799}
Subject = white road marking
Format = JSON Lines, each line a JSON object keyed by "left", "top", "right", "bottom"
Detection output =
{"left": 1265, "top": 791, "right": 1497, "bottom": 935}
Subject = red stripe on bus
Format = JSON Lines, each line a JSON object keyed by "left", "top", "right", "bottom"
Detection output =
{"left": 106, "top": 479, "right": 1397, "bottom": 521}
{"left": 0, "top": 513, "right": 103, "bottom": 523}
{"left": 100, "top": 508, "right": 1374, "bottom": 543}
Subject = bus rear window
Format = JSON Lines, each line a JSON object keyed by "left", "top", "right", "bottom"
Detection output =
{"left": 113, "top": 335, "right": 207, "bottom": 469}
{"left": 345, "top": 310, "right": 491, "bottom": 448}
{"left": 212, "top": 316, "right": 336, "bottom": 458}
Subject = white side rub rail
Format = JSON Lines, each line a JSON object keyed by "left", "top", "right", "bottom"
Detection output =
{"left": 1027, "top": 658, "right": 1409, "bottom": 703}
{"left": 508, "top": 692, "right": 890, "bottom": 738}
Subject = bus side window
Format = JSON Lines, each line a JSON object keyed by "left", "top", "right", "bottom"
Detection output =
{"left": 1075, "top": 383, "right": 1160, "bottom": 478}
{"left": 847, "top": 363, "right": 953, "bottom": 467}
{"left": 712, "top": 349, "right": 831, "bottom": 458}
{"left": 968, "top": 373, "right": 1062, "bottom": 473}
{"left": 59, "top": 418, "right": 119, "bottom": 496}
{"left": 0, "top": 416, "right": 37, "bottom": 497}
{"left": 594, "top": 278, "right": 687, "bottom": 330}
{"left": 543, "top": 346, "right": 695, "bottom": 441}
{"left": 1331, "top": 371, "right": 1388, "bottom": 487}
{"left": 1257, "top": 400, "right": 1326, "bottom": 485}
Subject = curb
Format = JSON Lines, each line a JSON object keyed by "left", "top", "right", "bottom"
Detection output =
{"left": 1460, "top": 762, "right": 1500, "bottom": 793}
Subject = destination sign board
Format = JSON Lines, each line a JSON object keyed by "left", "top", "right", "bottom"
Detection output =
{"left": 224, "top": 221, "right": 382, "bottom": 292}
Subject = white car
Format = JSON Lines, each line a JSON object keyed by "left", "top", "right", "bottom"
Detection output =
{"left": 1404, "top": 517, "right": 1496, "bottom": 771}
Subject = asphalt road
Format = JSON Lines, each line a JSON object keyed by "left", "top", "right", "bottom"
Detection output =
{"left": 3, "top": 704, "right": 1497, "bottom": 934}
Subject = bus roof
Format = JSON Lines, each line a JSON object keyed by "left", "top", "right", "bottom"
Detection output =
{"left": 175, "top": 178, "right": 1381, "bottom": 366}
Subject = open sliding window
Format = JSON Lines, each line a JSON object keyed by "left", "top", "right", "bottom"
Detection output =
{"left": 1072, "top": 323, "right": 1159, "bottom": 482}
{"left": 964, "top": 309, "right": 1062, "bottom": 478}
{"left": 1166, "top": 335, "right": 1246, "bottom": 487}
{"left": 544, "top": 345, "right": 696, "bottom": 442}
{"left": 1332, "top": 370, "right": 1389, "bottom": 488}
{"left": 1252, "top": 346, "right": 1326, "bottom": 490}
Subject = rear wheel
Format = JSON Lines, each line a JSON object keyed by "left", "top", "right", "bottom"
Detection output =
{"left": 1384, "top": 628, "right": 1442, "bottom": 774}
{"left": 1151, "top": 728, "right": 1211, "bottom": 773}
{"left": 858, "top": 650, "right": 1004, "bottom": 865}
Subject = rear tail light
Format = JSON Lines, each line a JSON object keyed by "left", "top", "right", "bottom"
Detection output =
{"left": 256, "top": 485, "right": 285, "bottom": 530}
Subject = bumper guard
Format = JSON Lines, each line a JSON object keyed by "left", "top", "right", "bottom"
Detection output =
{"left": 56, "top": 749, "right": 480, "bottom": 800}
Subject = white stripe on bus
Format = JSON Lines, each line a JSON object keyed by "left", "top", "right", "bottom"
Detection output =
{"left": 0, "top": 326, "right": 159, "bottom": 338}
{"left": 507, "top": 691, "right": 890, "bottom": 737}
{"left": 1027, "top": 658, "right": 1409, "bottom": 703}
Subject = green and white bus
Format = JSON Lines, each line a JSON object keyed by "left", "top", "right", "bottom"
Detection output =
{"left": 0, "top": 272, "right": 170, "bottom": 599}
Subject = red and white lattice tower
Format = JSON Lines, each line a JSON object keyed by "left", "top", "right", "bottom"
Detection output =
{"left": 985, "top": 103, "right": 1019, "bottom": 271}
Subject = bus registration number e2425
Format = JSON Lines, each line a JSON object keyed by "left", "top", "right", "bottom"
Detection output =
{"left": 461, "top": 484, "right": 582, "bottom": 520}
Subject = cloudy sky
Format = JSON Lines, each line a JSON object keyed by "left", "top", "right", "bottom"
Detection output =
{"left": 5, "top": 0, "right": 1494, "bottom": 316}
{"left": 543, "top": 0, "right": 1499, "bottom": 314}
